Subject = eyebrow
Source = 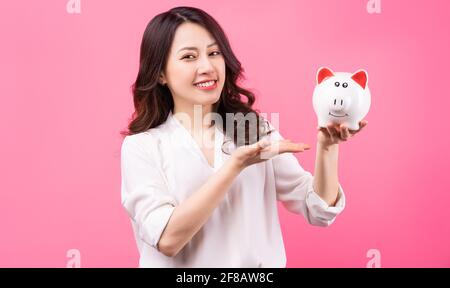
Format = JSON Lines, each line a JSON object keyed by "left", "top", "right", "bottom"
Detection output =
{"left": 177, "top": 42, "right": 218, "bottom": 53}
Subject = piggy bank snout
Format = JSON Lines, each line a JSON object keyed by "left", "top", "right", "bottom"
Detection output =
{"left": 328, "top": 95, "right": 352, "bottom": 113}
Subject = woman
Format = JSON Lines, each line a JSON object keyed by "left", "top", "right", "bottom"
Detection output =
{"left": 120, "top": 6, "right": 367, "bottom": 268}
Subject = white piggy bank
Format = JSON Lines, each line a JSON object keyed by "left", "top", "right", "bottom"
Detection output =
{"left": 313, "top": 67, "right": 371, "bottom": 131}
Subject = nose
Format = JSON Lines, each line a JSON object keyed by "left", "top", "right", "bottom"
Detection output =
{"left": 329, "top": 95, "right": 351, "bottom": 113}
{"left": 197, "top": 54, "right": 215, "bottom": 74}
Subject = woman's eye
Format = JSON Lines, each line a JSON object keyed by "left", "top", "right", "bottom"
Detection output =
{"left": 182, "top": 51, "right": 221, "bottom": 60}
{"left": 182, "top": 55, "right": 195, "bottom": 60}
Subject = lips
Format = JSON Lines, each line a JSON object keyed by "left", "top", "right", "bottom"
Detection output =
{"left": 194, "top": 80, "right": 218, "bottom": 90}
{"left": 193, "top": 79, "right": 217, "bottom": 85}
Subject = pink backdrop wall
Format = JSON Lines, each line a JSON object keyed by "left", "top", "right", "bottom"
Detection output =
{"left": 1, "top": 0, "right": 449, "bottom": 267}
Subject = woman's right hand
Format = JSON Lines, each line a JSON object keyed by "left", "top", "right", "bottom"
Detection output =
{"left": 229, "top": 138, "right": 311, "bottom": 171}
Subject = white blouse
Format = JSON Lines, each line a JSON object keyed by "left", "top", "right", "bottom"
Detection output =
{"left": 120, "top": 111, "right": 346, "bottom": 268}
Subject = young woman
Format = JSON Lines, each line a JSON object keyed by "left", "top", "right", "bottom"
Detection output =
{"left": 120, "top": 6, "right": 367, "bottom": 268}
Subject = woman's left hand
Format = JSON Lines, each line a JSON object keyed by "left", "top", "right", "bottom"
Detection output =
{"left": 317, "top": 120, "right": 368, "bottom": 147}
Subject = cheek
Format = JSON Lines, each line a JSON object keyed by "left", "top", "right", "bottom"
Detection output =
{"left": 218, "top": 60, "right": 226, "bottom": 75}
{"left": 174, "top": 64, "right": 193, "bottom": 77}
{"left": 167, "top": 67, "right": 195, "bottom": 88}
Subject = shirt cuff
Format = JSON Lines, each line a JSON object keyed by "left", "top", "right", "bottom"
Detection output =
{"left": 139, "top": 204, "right": 176, "bottom": 249}
{"left": 305, "top": 182, "right": 346, "bottom": 227}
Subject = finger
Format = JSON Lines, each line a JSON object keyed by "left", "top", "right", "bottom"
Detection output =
{"left": 335, "top": 125, "right": 345, "bottom": 141}
{"left": 243, "top": 142, "right": 264, "bottom": 159}
{"left": 258, "top": 139, "right": 291, "bottom": 151}
{"left": 250, "top": 138, "right": 271, "bottom": 150}
{"left": 260, "top": 141, "right": 309, "bottom": 160}
{"left": 340, "top": 124, "right": 350, "bottom": 140}
{"left": 263, "top": 141, "right": 310, "bottom": 155}
{"left": 360, "top": 120, "right": 368, "bottom": 129}
{"left": 250, "top": 138, "right": 279, "bottom": 160}
{"left": 350, "top": 120, "right": 368, "bottom": 134}
{"left": 317, "top": 125, "right": 328, "bottom": 132}
{"left": 325, "top": 125, "right": 333, "bottom": 140}
{"left": 279, "top": 142, "right": 310, "bottom": 153}
{"left": 330, "top": 124, "right": 340, "bottom": 135}
{"left": 334, "top": 124, "right": 342, "bottom": 134}
{"left": 318, "top": 127, "right": 328, "bottom": 135}
{"left": 326, "top": 124, "right": 338, "bottom": 141}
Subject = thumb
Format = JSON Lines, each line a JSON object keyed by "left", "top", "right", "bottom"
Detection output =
{"left": 257, "top": 138, "right": 271, "bottom": 149}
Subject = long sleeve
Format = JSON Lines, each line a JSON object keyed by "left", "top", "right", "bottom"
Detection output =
{"left": 270, "top": 129, "right": 346, "bottom": 227}
{"left": 120, "top": 135, "right": 177, "bottom": 248}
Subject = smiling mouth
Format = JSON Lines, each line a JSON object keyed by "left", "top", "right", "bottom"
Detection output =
{"left": 329, "top": 112, "right": 348, "bottom": 118}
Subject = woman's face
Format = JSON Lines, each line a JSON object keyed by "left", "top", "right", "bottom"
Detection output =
{"left": 160, "top": 22, "right": 226, "bottom": 110}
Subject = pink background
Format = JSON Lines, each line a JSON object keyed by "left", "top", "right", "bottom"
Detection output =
{"left": 1, "top": 0, "right": 449, "bottom": 267}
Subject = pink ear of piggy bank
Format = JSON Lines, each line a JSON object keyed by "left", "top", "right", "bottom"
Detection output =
{"left": 312, "top": 67, "right": 371, "bottom": 131}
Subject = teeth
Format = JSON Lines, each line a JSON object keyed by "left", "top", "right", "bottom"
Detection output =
{"left": 195, "top": 80, "right": 215, "bottom": 87}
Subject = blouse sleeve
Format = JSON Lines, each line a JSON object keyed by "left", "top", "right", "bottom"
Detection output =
{"left": 120, "top": 135, "right": 177, "bottom": 249}
{"left": 269, "top": 127, "right": 346, "bottom": 227}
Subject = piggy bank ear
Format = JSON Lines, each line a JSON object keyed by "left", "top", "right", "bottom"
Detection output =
{"left": 316, "top": 67, "right": 335, "bottom": 84}
{"left": 351, "top": 69, "right": 368, "bottom": 89}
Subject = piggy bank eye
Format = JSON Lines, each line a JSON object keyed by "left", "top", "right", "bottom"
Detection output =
{"left": 342, "top": 82, "right": 348, "bottom": 88}
{"left": 334, "top": 82, "right": 340, "bottom": 87}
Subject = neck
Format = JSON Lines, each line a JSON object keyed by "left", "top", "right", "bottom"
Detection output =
{"left": 173, "top": 104, "right": 216, "bottom": 133}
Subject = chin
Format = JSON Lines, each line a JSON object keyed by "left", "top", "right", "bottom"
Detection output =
{"left": 195, "top": 92, "right": 221, "bottom": 105}
{"left": 198, "top": 98, "right": 220, "bottom": 107}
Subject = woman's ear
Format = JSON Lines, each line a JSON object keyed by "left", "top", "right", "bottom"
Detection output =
{"left": 159, "top": 72, "right": 167, "bottom": 85}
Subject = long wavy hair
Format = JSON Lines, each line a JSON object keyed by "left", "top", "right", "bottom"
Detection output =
{"left": 121, "top": 6, "right": 272, "bottom": 149}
